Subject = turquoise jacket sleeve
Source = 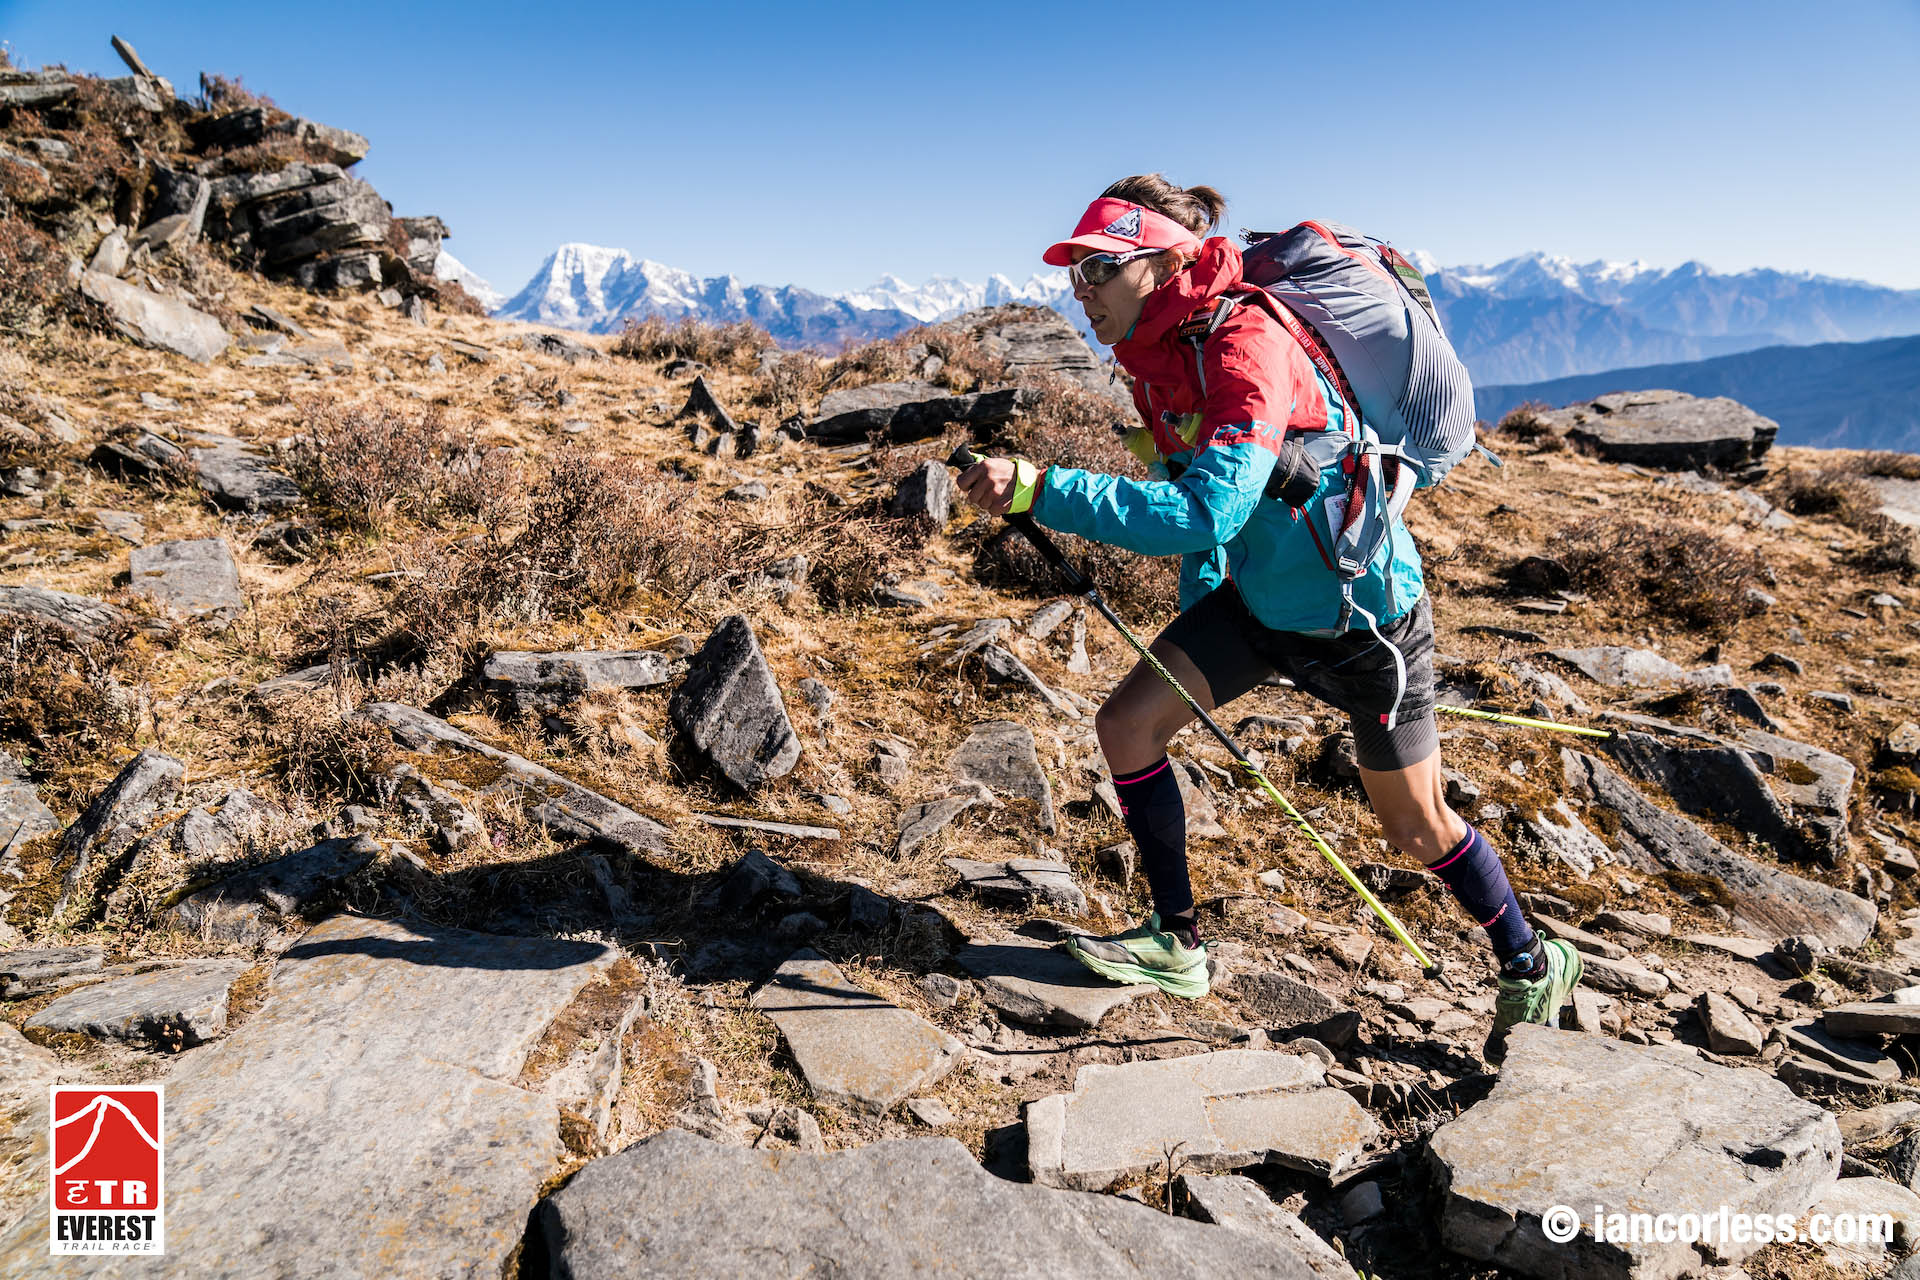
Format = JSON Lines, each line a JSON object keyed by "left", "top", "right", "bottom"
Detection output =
{"left": 1179, "top": 547, "right": 1227, "bottom": 610}
{"left": 1029, "top": 422, "right": 1286, "bottom": 557}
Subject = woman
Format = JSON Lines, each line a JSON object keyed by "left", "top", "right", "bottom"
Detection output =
{"left": 956, "top": 175, "right": 1580, "bottom": 1062}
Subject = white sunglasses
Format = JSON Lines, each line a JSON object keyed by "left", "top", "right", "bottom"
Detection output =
{"left": 1069, "top": 246, "right": 1165, "bottom": 288}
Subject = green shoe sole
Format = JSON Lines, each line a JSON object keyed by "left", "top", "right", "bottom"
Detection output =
{"left": 1066, "top": 940, "right": 1210, "bottom": 999}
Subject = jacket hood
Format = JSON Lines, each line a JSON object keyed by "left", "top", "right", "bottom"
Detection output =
{"left": 1113, "top": 236, "right": 1245, "bottom": 365}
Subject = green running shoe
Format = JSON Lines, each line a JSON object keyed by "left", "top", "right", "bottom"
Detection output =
{"left": 1484, "top": 938, "right": 1583, "bottom": 1065}
{"left": 1064, "top": 913, "right": 1209, "bottom": 999}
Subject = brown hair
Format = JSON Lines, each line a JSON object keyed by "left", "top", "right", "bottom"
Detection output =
{"left": 1100, "top": 173, "right": 1227, "bottom": 238}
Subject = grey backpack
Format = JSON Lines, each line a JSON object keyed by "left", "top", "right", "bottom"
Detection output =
{"left": 1238, "top": 220, "right": 1484, "bottom": 489}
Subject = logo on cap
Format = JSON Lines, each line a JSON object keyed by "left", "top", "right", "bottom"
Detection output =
{"left": 1101, "top": 208, "right": 1142, "bottom": 241}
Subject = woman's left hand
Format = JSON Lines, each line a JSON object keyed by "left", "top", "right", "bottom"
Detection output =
{"left": 956, "top": 457, "right": 1020, "bottom": 516}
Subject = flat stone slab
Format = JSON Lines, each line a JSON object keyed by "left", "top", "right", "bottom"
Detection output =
{"left": 356, "top": 701, "right": 671, "bottom": 853}
{"left": 946, "top": 856, "right": 1085, "bottom": 912}
{"left": 1233, "top": 971, "right": 1359, "bottom": 1043}
{"left": 533, "top": 1129, "right": 1334, "bottom": 1278}
{"left": 1178, "top": 1173, "right": 1359, "bottom": 1279}
{"left": 0, "top": 913, "right": 618, "bottom": 1279}
{"left": 1027, "top": 1050, "right": 1376, "bottom": 1190}
{"left": 79, "top": 269, "right": 228, "bottom": 363}
{"left": 955, "top": 935, "right": 1153, "bottom": 1029}
{"left": 165, "top": 836, "right": 381, "bottom": 941}
{"left": 24, "top": 959, "right": 248, "bottom": 1048}
{"left": 750, "top": 949, "right": 963, "bottom": 1114}
{"left": 129, "top": 537, "right": 244, "bottom": 624}
{"left": 0, "top": 944, "right": 105, "bottom": 998}
{"left": 0, "top": 585, "right": 130, "bottom": 642}
{"left": 482, "top": 648, "right": 681, "bottom": 714}
{"left": 693, "top": 813, "right": 839, "bottom": 841}
{"left": 948, "top": 719, "right": 1057, "bottom": 834}
{"left": 186, "top": 434, "right": 302, "bottom": 512}
{"left": 1550, "top": 646, "right": 1728, "bottom": 688}
{"left": 1824, "top": 999, "right": 1920, "bottom": 1038}
{"left": 1564, "top": 750, "right": 1874, "bottom": 950}
{"left": 1428, "top": 1024, "right": 1839, "bottom": 1280}
{"left": 892, "top": 787, "right": 989, "bottom": 858}
{"left": 1780, "top": 1019, "right": 1901, "bottom": 1083}
{"left": 1565, "top": 392, "right": 1777, "bottom": 472}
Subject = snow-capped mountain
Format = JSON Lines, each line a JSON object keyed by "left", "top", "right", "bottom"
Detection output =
{"left": 1428, "top": 252, "right": 1920, "bottom": 382}
{"left": 494, "top": 244, "right": 921, "bottom": 350}
{"left": 487, "top": 242, "right": 1920, "bottom": 385}
{"left": 432, "top": 250, "right": 505, "bottom": 313}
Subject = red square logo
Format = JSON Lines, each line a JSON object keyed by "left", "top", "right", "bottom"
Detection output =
{"left": 48, "top": 1086, "right": 164, "bottom": 1255}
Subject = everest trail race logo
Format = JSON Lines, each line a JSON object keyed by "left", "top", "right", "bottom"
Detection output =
{"left": 48, "top": 1085, "right": 164, "bottom": 1255}
{"left": 1102, "top": 208, "right": 1142, "bottom": 241}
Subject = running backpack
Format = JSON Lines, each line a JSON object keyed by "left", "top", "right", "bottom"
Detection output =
{"left": 1173, "top": 221, "right": 1490, "bottom": 727}
{"left": 1238, "top": 220, "right": 1482, "bottom": 489}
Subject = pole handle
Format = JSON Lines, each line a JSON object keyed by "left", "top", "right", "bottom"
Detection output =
{"left": 947, "top": 446, "right": 1094, "bottom": 595}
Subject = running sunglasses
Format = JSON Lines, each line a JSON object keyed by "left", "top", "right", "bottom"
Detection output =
{"left": 1068, "top": 246, "right": 1165, "bottom": 288}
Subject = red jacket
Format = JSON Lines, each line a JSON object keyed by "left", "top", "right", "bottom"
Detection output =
{"left": 1112, "top": 237, "right": 1332, "bottom": 460}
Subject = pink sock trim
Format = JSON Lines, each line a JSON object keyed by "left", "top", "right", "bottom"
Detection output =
{"left": 1113, "top": 757, "right": 1172, "bottom": 786}
{"left": 1426, "top": 826, "right": 1476, "bottom": 873}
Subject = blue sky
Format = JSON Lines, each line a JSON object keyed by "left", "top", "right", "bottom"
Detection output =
{"left": 5, "top": 0, "right": 1918, "bottom": 298}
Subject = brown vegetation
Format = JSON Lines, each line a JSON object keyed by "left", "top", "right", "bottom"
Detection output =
{"left": 613, "top": 315, "right": 771, "bottom": 369}
{"left": 1545, "top": 515, "right": 1770, "bottom": 634}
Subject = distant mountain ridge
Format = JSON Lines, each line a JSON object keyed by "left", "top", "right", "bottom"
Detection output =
{"left": 485, "top": 243, "right": 1920, "bottom": 382}
{"left": 1473, "top": 333, "right": 1920, "bottom": 452}
{"left": 1428, "top": 253, "right": 1920, "bottom": 383}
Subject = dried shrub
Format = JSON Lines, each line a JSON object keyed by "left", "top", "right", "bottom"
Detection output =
{"left": 796, "top": 499, "right": 923, "bottom": 609}
{"left": 287, "top": 398, "right": 452, "bottom": 531}
{"left": 1493, "top": 401, "right": 1560, "bottom": 442}
{"left": 1854, "top": 514, "right": 1920, "bottom": 581}
{"left": 1848, "top": 451, "right": 1920, "bottom": 481}
{"left": 819, "top": 325, "right": 1008, "bottom": 399}
{"left": 389, "top": 448, "right": 728, "bottom": 651}
{"left": 429, "top": 276, "right": 489, "bottom": 318}
{"left": 0, "top": 617, "right": 137, "bottom": 758}
{"left": 753, "top": 351, "right": 825, "bottom": 420}
{"left": 1773, "top": 467, "right": 1879, "bottom": 523}
{"left": 613, "top": 316, "right": 771, "bottom": 369}
{"left": 253, "top": 693, "right": 397, "bottom": 801}
{"left": 196, "top": 72, "right": 282, "bottom": 115}
{"left": 0, "top": 215, "right": 91, "bottom": 343}
{"left": 1546, "top": 515, "right": 1770, "bottom": 634}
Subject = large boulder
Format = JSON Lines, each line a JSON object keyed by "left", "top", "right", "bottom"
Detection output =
{"left": 189, "top": 107, "right": 370, "bottom": 167}
{"left": 944, "top": 306, "right": 1129, "bottom": 405}
{"left": 1563, "top": 390, "right": 1777, "bottom": 473}
{"left": 1562, "top": 749, "right": 1874, "bottom": 949}
{"left": 129, "top": 538, "right": 245, "bottom": 626}
{"left": 186, "top": 435, "right": 302, "bottom": 512}
{"left": 482, "top": 648, "right": 681, "bottom": 715}
{"left": 749, "top": 949, "right": 963, "bottom": 1114}
{"left": 52, "top": 750, "right": 184, "bottom": 920}
{"left": 77, "top": 271, "right": 229, "bottom": 363}
{"left": 532, "top": 1128, "right": 1345, "bottom": 1278}
{"left": 810, "top": 382, "right": 1039, "bottom": 445}
{"left": 1027, "top": 1050, "right": 1377, "bottom": 1190}
{"left": 0, "top": 914, "right": 624, "bottom": 1279}
{"left": 204, "top": 161, "right": 392, "bottom": 290}
{"left": 668, "top": 616, "right": 802, "bottom": 790}
{"left": 1428, "top": 1025, "right": 1840, "bottom": 1280}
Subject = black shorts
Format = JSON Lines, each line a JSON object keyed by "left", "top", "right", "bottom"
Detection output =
{"left": 1159, "top": 584, "right": 1439, "bottom": 771}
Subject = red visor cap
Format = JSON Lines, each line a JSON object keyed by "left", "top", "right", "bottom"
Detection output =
{"left": 1042, "top": 197, "right": 1204, "bottom": 267}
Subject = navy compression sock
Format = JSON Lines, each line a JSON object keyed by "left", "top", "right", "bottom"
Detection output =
{"left": 1111, "top": 756, "right": 1197, "bottom": 933}
{"left": 1427, "top": 824, "right": 1541, "bottom": 975}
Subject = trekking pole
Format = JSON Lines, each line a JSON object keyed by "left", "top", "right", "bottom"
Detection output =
{"left": 949, "top": 447, "right": 1437, "bottom": 975}
{"left": 1436, "top": 705, "right": 1614, "bottom": 739}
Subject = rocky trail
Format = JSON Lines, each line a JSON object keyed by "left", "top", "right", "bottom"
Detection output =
{"left": 5, "top": 37, "right": 1920, "bottom": 1280}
